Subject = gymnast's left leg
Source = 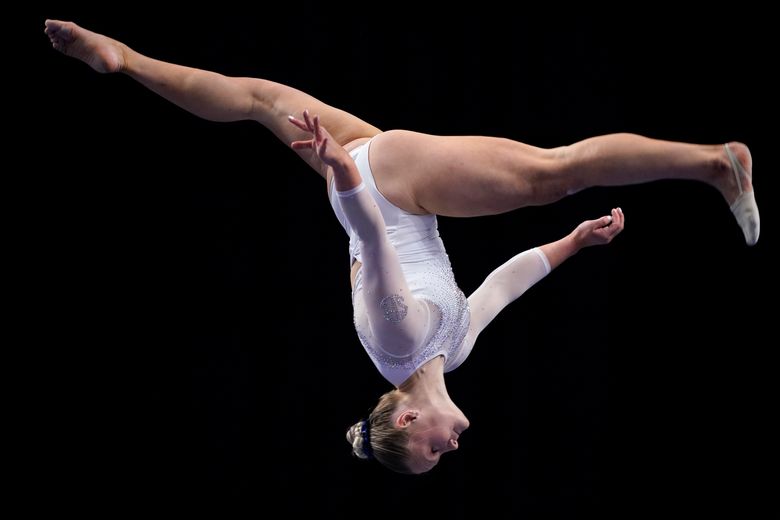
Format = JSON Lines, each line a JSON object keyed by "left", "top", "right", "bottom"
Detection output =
{"left": 368, "top": 131, "right": 758, "bottom": 244}
{"left": 44, "top": 20, "right": 382, "bottom": 178}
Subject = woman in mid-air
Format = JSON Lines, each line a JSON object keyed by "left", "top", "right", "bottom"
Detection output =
{"left": 45, "top": 19, "right": 758, "bottom": 474}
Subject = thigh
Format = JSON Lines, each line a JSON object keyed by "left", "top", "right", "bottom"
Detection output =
{"left": 250, "top": 79, "right": 382, "bottom": 178}
{"left": 368, "top": 130, "right": 556, "bottom": 216}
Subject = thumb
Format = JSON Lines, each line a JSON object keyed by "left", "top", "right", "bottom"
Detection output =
{"left": 594, "top": 215, "right": 613, "bottom": 228}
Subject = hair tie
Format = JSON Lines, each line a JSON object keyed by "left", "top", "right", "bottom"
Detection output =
{"left": 361, "top": 420, "right": 374, "bottom": 459}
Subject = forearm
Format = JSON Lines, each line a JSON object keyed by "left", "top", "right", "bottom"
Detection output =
{"left": 468, "top": 233, "right": 580, "bottom": 335}
{"left": 333, "top": 160, "right": 385, "bottom": 245}
{"left": 539, "top": 232, "right": 581, "bottom": 270}
{"left": 479, "top": 234, "right": 579, "bottom": 306}
{"left": 122, "top": 46, "right": 257, "bottom": 122}
{"left": 467, "top": 248, "right": 551, "bottom": 334}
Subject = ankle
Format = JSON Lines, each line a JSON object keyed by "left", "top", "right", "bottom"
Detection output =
{"left": 711, "top": 146, "right": 733, "bottom": 185}
{"left": 697, "top": 144, "right": 732, "bottom": 190}
{"left": 116, "top": 43, "right": 132, "bottom": 74}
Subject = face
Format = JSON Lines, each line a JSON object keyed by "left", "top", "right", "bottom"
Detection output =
{"left": 403, "top": 410, "right": 470, "bottom": 474}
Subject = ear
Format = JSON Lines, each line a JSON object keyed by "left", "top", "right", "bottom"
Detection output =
{"left": 396, "top": 410, "right": 420, "bottom": 428}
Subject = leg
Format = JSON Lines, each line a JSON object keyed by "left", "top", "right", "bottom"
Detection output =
{"left": 44, "top": 20, "right": 381, "bottom": 178}
{"left": 368, "top": 130, "right": 755, "bottom": 241}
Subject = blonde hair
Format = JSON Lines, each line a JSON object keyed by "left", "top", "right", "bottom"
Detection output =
{"left": 346, "top": 389, "right": 412, "bottom": 474}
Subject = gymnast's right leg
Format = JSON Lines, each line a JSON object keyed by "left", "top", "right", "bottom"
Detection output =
{"left": 44, "top": 19, "right": 382, "bottom": 177}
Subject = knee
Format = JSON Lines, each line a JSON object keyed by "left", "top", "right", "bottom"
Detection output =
{"left": 552, "top": 145, "right": 588, "bottom": 196}
{"left": 521, "top": 147, "right": 583, "bottom": 204}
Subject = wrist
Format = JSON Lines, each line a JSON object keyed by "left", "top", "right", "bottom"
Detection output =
{"left": 331, "top": 158, "right": 355, "bottom": 180}
{"left": 334, "top": 156, "right": 354, "bottom": 171}
{"left": 567, "top": 230, "right": 584, "bottom": 254}
{"left": 331, "top": 156, "right": 363, "bottom": 192}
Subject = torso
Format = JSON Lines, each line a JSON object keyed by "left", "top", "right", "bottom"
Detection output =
{"left": 330, "top": 137, "right": 473, "bottom": 383}
{"left": 350, "top": 259, "right": 362, "bottom": 290}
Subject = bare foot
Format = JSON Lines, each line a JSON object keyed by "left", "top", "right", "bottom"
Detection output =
{"left": 44, "top": 19, "right": 126, "bottom": 73}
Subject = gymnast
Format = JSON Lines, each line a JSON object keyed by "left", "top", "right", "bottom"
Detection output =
{"left": 45, "top": 19, "right": 758, "bottom": 474}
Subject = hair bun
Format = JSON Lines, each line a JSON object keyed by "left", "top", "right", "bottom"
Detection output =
{"left": 346, "top": 420, "right": 370, "bottom": 459}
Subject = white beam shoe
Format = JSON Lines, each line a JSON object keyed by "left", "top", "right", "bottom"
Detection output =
{"left": 725, "top": 143, "right": 760, "bottom": 246}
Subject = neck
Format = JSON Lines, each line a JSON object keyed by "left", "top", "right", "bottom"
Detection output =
{"left": 399, "top": 356, "right": 451, "bottom": 406}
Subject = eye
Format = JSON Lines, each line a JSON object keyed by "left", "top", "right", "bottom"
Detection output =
{"left": 431, "top": 447, "right": 439, "bottom": 454}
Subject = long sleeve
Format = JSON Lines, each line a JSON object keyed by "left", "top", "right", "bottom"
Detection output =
{"left": 334, "top": 183, "right": 385, "bottom": 246}
{"left": 336, "top": 183, "right": 430, "bottom": 355}
{"left": 466, "top": 247, "right": 551, "bottom": 337}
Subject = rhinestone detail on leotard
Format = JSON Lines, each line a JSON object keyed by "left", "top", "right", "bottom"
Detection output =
{"left": 354, "top": 254, "right": 470, "bottom": 371}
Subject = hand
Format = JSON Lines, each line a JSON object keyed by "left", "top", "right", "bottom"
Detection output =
{"left": 573, "top": 207, "right": 625, "bottom": 249}
{"left": 288, "top": 110, "right": 349, "bottom": 168}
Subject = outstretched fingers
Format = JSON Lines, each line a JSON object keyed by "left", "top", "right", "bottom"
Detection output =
{"left": 288, "top": 110, "right": 330, "bottom": 153}
{"left": 312, "top": 114, "right": 330, "bottom": 155}
{"left": 288, "top": 109, "right": 316, "bottom": 132}
{"left": 288, "top": 110, "right": 315, "bottom": 149}
{"left": 287, "top": 114, "right": 309, "bottom": 132}
{"left": 303, "top": 109, "right": 314, "bottom": 132}
{"left": 290, "top": 139, "right": 313, "bottom": 150}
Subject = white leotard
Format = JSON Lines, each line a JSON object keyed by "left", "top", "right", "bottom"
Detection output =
{"left": 330, "top": 138, "right": 550, "bottom": 386}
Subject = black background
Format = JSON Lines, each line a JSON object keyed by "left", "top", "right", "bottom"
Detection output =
{"left": 25, "top": 4, "right": 775, "bottom": 517}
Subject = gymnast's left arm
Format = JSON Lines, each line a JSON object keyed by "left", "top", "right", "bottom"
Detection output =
{"left": 466, "top": 208, "right": 625, "bottom": 336}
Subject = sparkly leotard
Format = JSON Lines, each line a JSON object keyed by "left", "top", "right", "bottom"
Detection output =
{"left": 329, "top": 138, "right": 471, "bottom": 387}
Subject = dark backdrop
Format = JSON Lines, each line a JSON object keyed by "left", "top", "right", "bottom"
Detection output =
{"left": 27, "top": 4, "right": 775, "bottom": 517}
